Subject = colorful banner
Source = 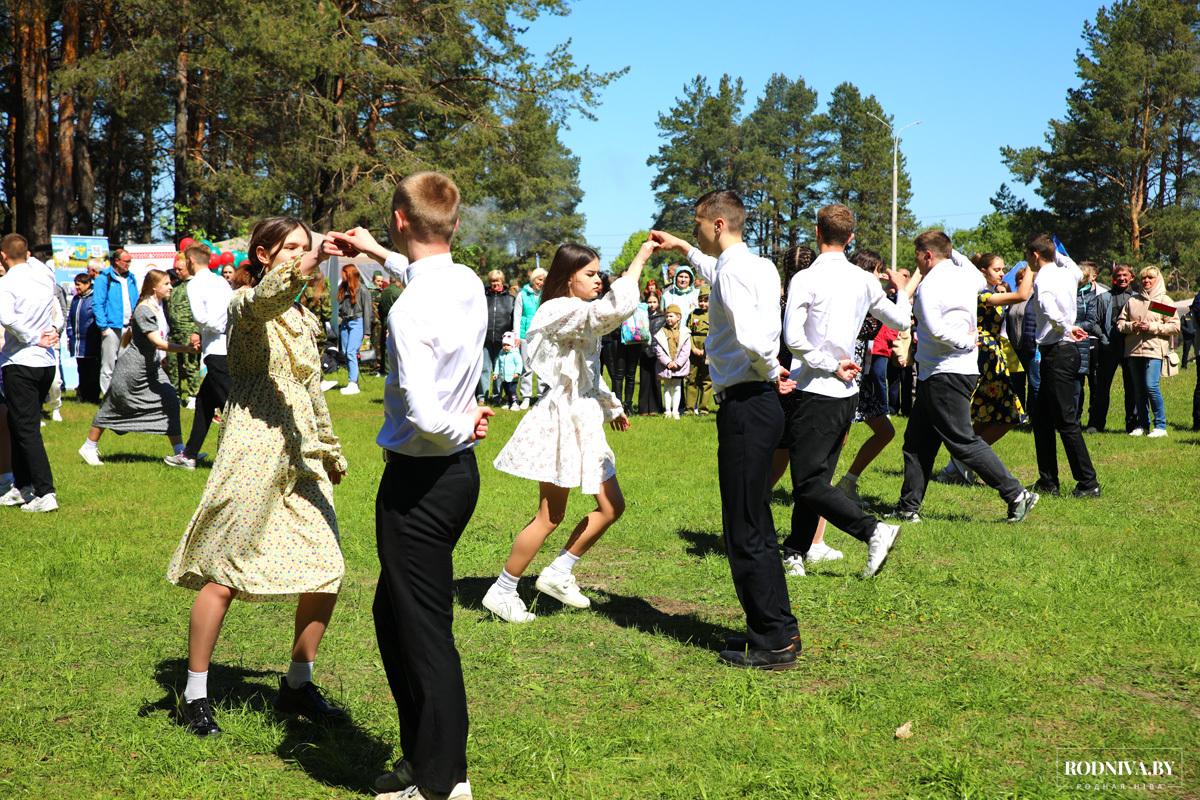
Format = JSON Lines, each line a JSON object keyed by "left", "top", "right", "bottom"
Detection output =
{"left": 124, "top": 243, "right": 178, "bottom": 289}
{"left": 50, "top": 234, "right": 109, "bottom": 284}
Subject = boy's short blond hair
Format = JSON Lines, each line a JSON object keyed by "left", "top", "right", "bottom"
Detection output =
{"left": 392, "top": 171, "right": 460, "bottom": 242}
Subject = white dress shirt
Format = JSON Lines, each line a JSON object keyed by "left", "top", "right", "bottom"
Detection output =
{"left": 1033, "top": 253, "right": 1083, "bottom": 346}
{"left": 378, "top": 252, "right": 487, "bottom": 457}
{"left": 187, "top": 268, "right": 233, "bottom": 359}
{"left": 0, "top": 257, "right": 59, "bottom": 369}
{"left": 686, "top": 242, "right": 781, "bottom": 394}
{"left": 913, "top": 253, "right": 986, "bottom": 380}
{"left": 783, "top": 251, "right": 911, "bottom": 398}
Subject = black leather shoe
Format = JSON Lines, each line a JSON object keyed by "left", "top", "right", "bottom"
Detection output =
{"left": 178, "top": 696, "right": 222, "bottom": 737}
{"left": 1029, "top": 480, "right": 1060, "bottom": 497}
{"left": 724, "top": 632, "right": 803, "bottom": 652}
{"left": 274, "top": 677, "right": 349, "bottom": 723}
{"left": 1071, "top": 484, "right": 1102, "bottom": 499}
{"left": 718, "top": 642, "right": 799, "bottom": 671}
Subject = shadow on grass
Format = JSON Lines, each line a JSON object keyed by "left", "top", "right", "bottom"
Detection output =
{"left": 588, "top": 589, "right": 739, "bottom": 652}
{"left": 678, "top": 528, "right": 724, "bottom": 558}
{"left": 140, "top": 659, "right": 391, "bottom": 793}
{"left": 770, "top": 486, "right": 792, "bottom": 506}
{"left": 455, "top": 577, "right": 738, "bottom": 650}
{"left": 101, "top": 452, "right": 180, "bottom": 465}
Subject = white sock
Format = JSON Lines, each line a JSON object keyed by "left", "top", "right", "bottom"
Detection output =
{"left": 286, "top": 660, "right": 314, "bottom": 689}
{"left": 81, "top": 439, "right": 98, "bottom": 452}
{"left": 173, "top": 442, "right": 185, "bottom": 455}
{"left": 184, "top": 669, "right": 208, "bottom": 702}
{"left": 495, "top": 569, "right": 520, "bottom": 595}
{"left": 548, "top": 549, "right": 580, "bottom": 575}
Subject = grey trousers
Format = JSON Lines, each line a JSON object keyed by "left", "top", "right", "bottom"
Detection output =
{"left": 99, "top": 328, "right": 123, "bottom": 396}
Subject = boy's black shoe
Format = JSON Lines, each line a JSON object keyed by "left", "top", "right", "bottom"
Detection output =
{"left": 1028, "top": 480, "right": 1060, "bottom": 497}
{"left": 178, "top": 696, "right": 222, "bottom": 738}
{"left": 274, "top": 677, "right": 349, "bottom": 723}
{"left": 1071, "top": 484, "right": 1102, "bottom": 499}
{"left": 717, "top": 642, "right": 799, "bottom": 671}
{"left": 723, "top": 632, "right": 802, "bottom": 652}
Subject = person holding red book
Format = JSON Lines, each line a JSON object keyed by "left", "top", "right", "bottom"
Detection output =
{"left": 1116, "top": 265, "right": 1180, "bottom": 438}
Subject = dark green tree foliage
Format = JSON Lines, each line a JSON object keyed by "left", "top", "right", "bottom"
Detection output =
{"left": 1, "top": 0, "right": 619, "bottom": 274}
{"left": 647, "top": 75, "right": 751, "bottom": 234}
{"left": 646, "top": 75, "right": 914, "bottom": 262}
{"left": 1003, "top": 0, "right": 1200, "bottom": 280}
{"left": 820, "top": 82, "right": 916, "bottom": 266}
{"left": 742, "top": 74, "right": 823, "bottom": 255}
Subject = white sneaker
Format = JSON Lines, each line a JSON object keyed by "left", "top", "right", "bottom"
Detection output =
{"left": 1147, "top": 428, "right": 1168, "bottom": 438}
{"left": 374, "top": 761, "right": 472, "bottom": 799}
{"left": 21, "top": 492, "right": 58, "bottom": 513}
{"left": 51, "top": 409, "right": 63, "bottom": 422}
{"left": 164, "top": 452, "right": 197, "bottom": 470}
{"left": 0, "top": 485, "right": 33, "bottom": 506}
{"left": 509, "top": 402, "right": 520, "bottom": 411}
{"left": 320, "top": 379, "right": 338, "bottom": 392}
{"left": 482, "top": 584, "right": 536, "bottom": 623}
{"left": 806, "top": 541, "right": 844, "bottom": 563}
{"left": 78, "top": 444, "right": 104, "bottom": 466}
{"left": 520, "top": 398, "right": 530, "bottom": 410}
{"left": 378, "top": 783, "right": 473, "bottom": 800}
{"left": 535, "top": 568, "right": 591, "bottom": 608}
{"left": 186, "top": 397, "right": 197, "bottom": 411}
{"left": 863, "top": 522, "right": 901, "bottom": 578}
{"left": 836, "top": 475, "right": 859, "bottom": 501}
{"left": 782, "top": 552, "right": 806, "bottom": 577}
{"left": 339, "top": 382, "right": 361, "bottom": 395}
{"left": 1129, "top": 428, "right": 1145, "bottom": 437}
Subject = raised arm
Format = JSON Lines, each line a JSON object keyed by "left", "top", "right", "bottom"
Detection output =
{"left": 867, "top": 276, "right": 913, "bottom": 330}
{"left": 231, "top": 250, "right": 323, "bottom": 324}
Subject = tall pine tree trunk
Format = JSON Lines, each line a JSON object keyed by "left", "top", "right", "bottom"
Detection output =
{"left": 14, "top": 0, "right": 52, "bottom": 247}
{"left": 173, "top": 6, "right": 190, "bottom": 237}
{"left": 51, "top": 0, "right": 82, "bottom": 234}
{"left": 73, "top": 1, "right": 109, "bottom": 235}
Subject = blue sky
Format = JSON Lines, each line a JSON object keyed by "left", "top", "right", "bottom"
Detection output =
{"left": 520, "top": 0, "right": 1104, "bottom": 265}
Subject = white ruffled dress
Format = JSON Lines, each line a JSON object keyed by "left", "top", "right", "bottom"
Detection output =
{"left": 493, "top": 276, "right": 638, "bottom": 494}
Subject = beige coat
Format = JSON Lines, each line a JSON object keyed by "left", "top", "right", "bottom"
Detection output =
{"left": 1117, "top": 288, "right": 1180, "bottom": 358}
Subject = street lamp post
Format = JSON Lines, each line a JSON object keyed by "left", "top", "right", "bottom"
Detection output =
{"left": 866, "top": 112, "right": 921, "bottom": 270}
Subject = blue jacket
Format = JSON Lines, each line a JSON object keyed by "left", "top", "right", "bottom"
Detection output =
{"left": 92, "top": 267, "right": 138, "bottom": 331}
{"left": 67, "top": 292, "right": 100, "bottom": 358}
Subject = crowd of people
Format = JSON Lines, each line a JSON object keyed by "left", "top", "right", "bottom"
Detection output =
{"left": 2, "top": 171, "right": 1199, "bottom": 799}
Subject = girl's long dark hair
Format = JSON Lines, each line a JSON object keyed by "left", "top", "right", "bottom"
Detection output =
{"left": 237, "top": 216, "right": 312, "bottom": 289}
{"left": 777, "top": 245, "right": 816, "bottom": 305}
{"left": 539, "top": 243, "right": 600, "bottom": 303}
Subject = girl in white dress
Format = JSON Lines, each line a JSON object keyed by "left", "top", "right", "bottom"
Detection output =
{"left": 486, "top": 240, "right": 656, "bottom": 622}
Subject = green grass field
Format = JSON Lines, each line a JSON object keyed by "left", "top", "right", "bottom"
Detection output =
{"left": 2, "top": 369, "right": 1198, "bottom": 799}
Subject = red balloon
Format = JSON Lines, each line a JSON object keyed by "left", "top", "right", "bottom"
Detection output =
{"left": 179, "top": 237, "right": 196, "bottom": 252}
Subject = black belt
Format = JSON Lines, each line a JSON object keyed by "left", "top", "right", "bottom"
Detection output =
{"left": 1037, "top": 341, "right": 1075, "bottom": 354}
{"left": 714, "top": 381, "right": 772, "bottom": 405}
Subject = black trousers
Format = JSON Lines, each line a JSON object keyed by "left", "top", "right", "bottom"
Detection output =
{"left": 1193, "top": 361, "right": 1200, "bottom": 428}
{"left": 1035, "top": 343, "right": 1099, "bottom": 490}
{"left": 374, "top": 449, "right": 479, "bottom": 794}
{"left": 75, "top": 356, "right": 101, "bottom": 403}
{"left": 1088, "top": 347, "right": 1134, "bottom": 432}
{"left": 611, "top": 343, "right": 641, "bottom": 410}
{"left": 636, "top": 352, "right": 662, "bottom": 414}
{"left": 900, "top": 362, "right": 916, "bottom": 416}
{"left": 899, "top": 372, "right": 1023, "bottom": 513}
{"left": 184, "top": 355, "right": 231, "bottom": 457}
{"left": 716, "top": 383, "right": 797, "bottom": 651}
{"left": 781, "top": 391, "right": 877, "bottom": 554}
{"left": 2, "top": 364, "right": 56, "bottom": 496}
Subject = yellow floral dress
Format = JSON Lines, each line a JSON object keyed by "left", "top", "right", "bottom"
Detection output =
{"left": 971, "top": 291, "right": 1026, "bottom": 426}
{"left": 167, "top": 259, "right": 348, "bottom": 601}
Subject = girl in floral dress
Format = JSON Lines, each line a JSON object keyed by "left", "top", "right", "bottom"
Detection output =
{"left": 936, "top": 253, "right": 1034, "bottom": 484}
{"left": 166, "top": 217, "right": 349, "bottom": 736}
{"left": 484, "top": 240, "right": 656, "bottom": 623}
